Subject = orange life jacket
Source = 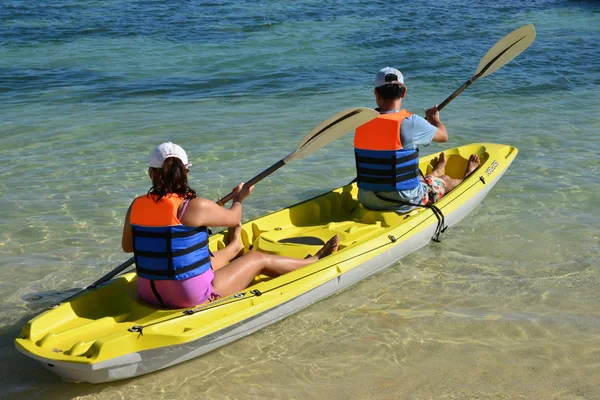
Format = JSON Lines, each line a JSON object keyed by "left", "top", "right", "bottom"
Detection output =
{"left": 354, "top": 110, "right": 412, "bottom": 150}
{"left": 353, "top": 110, "right": 420, "bottom": 192}
{"left": 130, "top": 194, "right": 212, "bottom": 281}
{"left": 130, "top": 194, "right": 185, "bottom": 226}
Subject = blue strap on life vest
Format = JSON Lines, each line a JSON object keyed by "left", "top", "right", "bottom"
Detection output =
{"left": 131, "top": 225, "right": 212, "bottom": 281}
{"left": 354, "top": 148, "right": 421, "bottom": 191}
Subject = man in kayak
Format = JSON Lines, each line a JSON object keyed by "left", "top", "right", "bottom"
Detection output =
{"left": 121, "top": 142, "right": 339, "bottom": 309}
{"left": 354, "top": 67, "right": 481, "bottom": 212}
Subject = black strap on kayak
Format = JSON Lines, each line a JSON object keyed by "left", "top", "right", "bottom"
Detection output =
{"left": 373, "top": 192, "right": 446, "bottom": 242}
{"left": 128, "top": 204, "right": 458, "bottom": 333}
{"left": 149, "top": 280, "right": 166, "bottom": 308}
{"left": 125, "top": 176, "right": 492, "bottom": 332}
{"left": 128, "top": 325, "right": 144, "bottom": 338}
{"left": 349, "top": 164, "right": 446, "bottom": 241}
{"left": 128, "top": 235, "right": 405, "bottom": 332}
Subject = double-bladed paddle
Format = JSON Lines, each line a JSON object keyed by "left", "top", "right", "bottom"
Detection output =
{"left": 217, "top": 107, "right": 379, "bottom": 205}
{"left": 438, "top": 24, "right": 536, "bottom": 111}
{"left": 52, "top": 25, "right": 536, "bottom": 307}
{"left": 51, "top": 107, "right": 378, "bottom": 307}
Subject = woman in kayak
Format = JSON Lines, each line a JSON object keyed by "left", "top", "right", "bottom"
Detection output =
{"left": 354, "top": 67, "right": 481, "bottom": 212}
{"left": 122, "top": 142, "right": 339, "bottom": 309}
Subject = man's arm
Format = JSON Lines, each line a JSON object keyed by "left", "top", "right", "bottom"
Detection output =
{"left": 400, "top": 114, "right": 439, "bottom": 149}
{"left": 425, "top": 106, "right": 448, "bottom": 143}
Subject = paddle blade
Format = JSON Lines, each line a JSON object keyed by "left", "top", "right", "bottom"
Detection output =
{"left": 289, "top": 107, "right": 379, "bottom": 161}
{"left": 475, "top": 24, "right": 536, "bottom": 78}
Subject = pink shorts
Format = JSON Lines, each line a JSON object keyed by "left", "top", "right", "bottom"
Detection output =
{"left": 137, "top": 269, "right": 220, "bottom": 309}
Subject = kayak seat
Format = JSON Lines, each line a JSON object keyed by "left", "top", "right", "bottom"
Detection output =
{"left": 278, "top": 236, "right": 325, "bottom": 246}
{"left": 350, "top": 205, "right": 397, "bottom": 227}
{"left": 252, "top": 218, "right": 390, "bottom": 259}
{"left": 253, "top": 227, "right": 351, "bottom": 259}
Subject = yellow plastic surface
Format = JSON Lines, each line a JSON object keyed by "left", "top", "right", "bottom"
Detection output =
{"left": 15, "top": 143, "right": 518, "bottom": 366}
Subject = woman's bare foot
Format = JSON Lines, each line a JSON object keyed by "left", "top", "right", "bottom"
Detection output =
{"left": 314, "top": 235, "right": 340, "bottom": 259}
{"left": 464, "top": 154, "right": 481, "bottom": 178}
{"left": 227, "top": 223, "right": 244, "bottom": 257}
{"left": 431, "top": 152, "right": 447, "bottom": 177}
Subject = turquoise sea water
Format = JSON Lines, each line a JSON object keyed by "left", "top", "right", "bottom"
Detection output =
{"left": 1, "top": 0, "right": 599, "bottom": 398}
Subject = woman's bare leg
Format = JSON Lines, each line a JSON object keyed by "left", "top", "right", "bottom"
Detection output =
{"left": 210, "top": 223, "right": 244, "bottom": 271}
{"left": 212, "top": 235, "right": 340, "bottom": 296}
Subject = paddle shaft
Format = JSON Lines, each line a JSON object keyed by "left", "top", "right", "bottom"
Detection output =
{"left": 50, "top": 107, "right": 378, "bottom": 307}
{"left": 437, "top": 78, "right": 475, "bottom": 111}
{"left": 217, "top": 159, "right": 286, "bottom": 206}
{"left": 64, "top": 159, "right": 290, "bottom": 305}
{"left": 437, "top": 50, "right": 506, "bottom": 111}
{"left": 47, "top": 23, "right": 536, "bottom": 307}
{"left": 437, "top": 25, "right": 535, "bottom": 111}
{"left": 218, "top": 108, "right": 377, "bottom": 205}
{"left": 437, "top": 47, "right": 502, "bottom": 111}
{"left": 50, "top": 257, "right": 135, "bottom": 307}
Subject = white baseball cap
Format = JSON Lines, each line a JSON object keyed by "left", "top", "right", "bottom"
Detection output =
{"left": 149, "top": 142, "right": 192, "bottom": 168}
{"left": 374, "top": 67, "right": 404, "bottom": 88}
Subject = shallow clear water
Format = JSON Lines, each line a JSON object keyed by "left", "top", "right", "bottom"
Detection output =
{"left": 1, "top": 0, "right": 599, "bottom": 399}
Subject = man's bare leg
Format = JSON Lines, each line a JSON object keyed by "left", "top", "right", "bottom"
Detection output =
{"left": 430, "top": 152, "right": 447, "bottom": 177}
{"left": 438, "top": 154, "right": 481, "bottom": 192}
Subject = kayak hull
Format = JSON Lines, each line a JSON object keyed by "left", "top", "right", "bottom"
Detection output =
{"left": 15, "top": 142, "right": 517, "bottom": 383}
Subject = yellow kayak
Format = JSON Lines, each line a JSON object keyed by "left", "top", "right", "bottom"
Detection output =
{"left": 15, "top": 142, "right": 518, "bottom": 383}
